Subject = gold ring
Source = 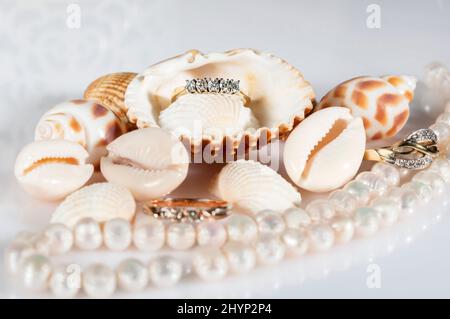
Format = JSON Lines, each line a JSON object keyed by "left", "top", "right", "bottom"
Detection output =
{"left": 143, "top": 198, "right": 232, "bottom": 222}
{"left": 171, "top": 78, "right": 251, "bottom": 106}
{"left": 364, "top": 128, "right": 439, "bottom": 169}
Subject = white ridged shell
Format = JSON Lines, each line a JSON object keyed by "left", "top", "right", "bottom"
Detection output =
{"left": 211, "top": 160, "right": 301, "bottom": 214}
{"left": 284, "top": 107, "right": 366, "bottom": 192}
{"left": 159, "top": 94, "right": 259, "bottom": 140}
{"left": 51, "top": 183, "right": 136, "bottom": 227}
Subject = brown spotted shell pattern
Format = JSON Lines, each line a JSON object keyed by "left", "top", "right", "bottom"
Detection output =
{"left": 317, "top": 75, "right": 416, "bottom": 140}
{"left": 34, "top": 99, "right": 128, "bottom": 167}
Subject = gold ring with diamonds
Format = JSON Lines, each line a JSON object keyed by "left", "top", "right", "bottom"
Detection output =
{"left": 171, "top": 78, "right": 251, "bottom": 106}
{"left": 143, "top": 198, "right": 232, "bottom": 223}
{"left": 364, "top": 128, "right": 439, "bottom": 169}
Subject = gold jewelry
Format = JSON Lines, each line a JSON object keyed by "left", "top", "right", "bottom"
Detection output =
{"left": 143, "top": 198, "right": 232, "bottom": 222}
{"left": 171, "top": 78, "right": 251, "bottom": 106}
{"left": 364, "top": 128, "right": 439, "bottom": 169}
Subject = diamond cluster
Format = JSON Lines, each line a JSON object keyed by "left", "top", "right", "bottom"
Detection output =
{"left": 405, "top": 128, "right": 438, "bottom": 144}
{"left": 185, "top": 78, "right": 240, "bottom": 94}
{"left": 394, "top": 156, "right": 433, "bottom": 170}
{"left": 149, "top": 206, "right": 229, "bottom": 223}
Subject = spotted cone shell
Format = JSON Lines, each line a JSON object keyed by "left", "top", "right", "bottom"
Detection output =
{"left": 317, "top": 75, "right": 416, "bottom": 140}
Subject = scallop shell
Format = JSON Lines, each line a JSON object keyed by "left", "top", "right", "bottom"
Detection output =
{"left": 50, "top": 183, "right": 136, "bottom": 227}
{"left": 100, "top": 127, "right": 190, "bottom": 201}
{"left": 283, "top": 107, "right": 366, "bottom": 192}
{"left": 34, "top": 100, "right": 128, "bottom": 167}
{"left": 14, "top": 140, "right": 94, "bottom": 201}
{"left": 317, "top": 75, "right": 416, "bottom": 140}
{"left": 159, "top": 93, "right": 260, "bottom": 143}
{"left": 210, "top": 160, "right": 301, "bottom": 214}
{"left": 84, "top": 72, "right": 137, "bottom": 126}
{"left": 125, "top": 49, "right": 314, "bottom": 156}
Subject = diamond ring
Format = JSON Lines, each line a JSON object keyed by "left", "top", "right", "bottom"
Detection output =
{"left": 171, "top": 78, "right": 251, "bottom": 105}
{"left": 143, "top": 198, "right": 232, "bottom": 223}
{"left": 364, "top": 128, "right": 440, "bottom": 169}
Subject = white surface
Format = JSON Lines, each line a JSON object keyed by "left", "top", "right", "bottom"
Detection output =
{"left": 1, "top": 0, "right": 450, "bottom": 298}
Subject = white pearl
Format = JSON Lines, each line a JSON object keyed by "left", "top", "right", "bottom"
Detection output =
{"left": 398, "top": 167, "right": 412, "bottom": 181}
{"left": 225, "top": 214, "right": 258, "bottom": 243}
{"left": 103, "top": 218, "right": 132, "bottom": 251}
{"left": 371, "top": 162, "right": 400, "bottom": 187}
{"left": 117, "top": 258, "right": 148, "bottom": 292}
{"left": 255, "top": 236, "right": 286, "bottom": 265}
{"left": 371, "top": 197, "right": 400, "bottom": 227}
{"left": 222, "top": 242, "right": 256, "bottom": 273}
{"left": 436, "top": 112, "right": 450, "bottom": 126}
{"left": 74, "top": 218, "right": 103, "bottom": 250}
{"left": 193, "top": 247, "right": 229, "bottom": 281}
{"left": 82, "top": 263, "right": 116, "bottom": 298}
{"left": 305, "top": 199, "right": 335, "bottom": 222}
{"left": 389, "top": 187, "right": 420, "bottom": 215}
{"left": 413, "top": 171, "right": 446, "bottom": 195}
{"left": 282, "top": 207, "right": 311, "bottom": 229}
{"left": 344, "top": 181, "right": 371, "bottom": 205}
{"left": 39, "top": 223, "right": 73, "bottom": 255}
{"left": 330, "top": 216, "right": 354, "bottom": 244}
{"left": 353, "top": 207, "right": 379, "bottom": 237}
{"left": 307, "top": 224, "right": 335, "bottom": 252}
{"left": 430, "top": 122, "right": 450, "bottom": 145}
{"left": 402, "top": 181, "right": 433, "bottom": 203}
{"left": 356, "top": 171, "right": 388, "bottom": 197}
{"left": 196, "top": 222, "right": 227, "bottom": 247}
{"left": 148, "top": 256, "right": 183, "bottom": 287}
{"left": 132, "top": 218, "right": 165, "bottom": 251}
{"left": 328, "top": 190, "right": 359, "bottom": 217}
{"left": 49, "top": 264, "right": 81, "bottom": 298}
{"left": 167, "top": 222, "right": 196, "bottom": 250}
{"left": 282, "top": 228, "right": 309, "bottom": 255}
{"left": 255, "top": 210, "right": 286, "bottom": 235}
{"left": 429, "top": 158, "right": 450, "bottom": 183}
{"left": 20, "top": 254, "right": 52, "bottom": 292}
{"left": 5, "top": 242, "right": 35, "bottom": 274}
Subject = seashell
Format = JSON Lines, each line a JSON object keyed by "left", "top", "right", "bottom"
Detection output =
{"left": 125, "top": 49, "right": 315, "bottom": 156}
{"left": 100, "top": 127, "right": 189, "bottom": 201}
{"left": 14, "top": 140, "right": 94, "bottom": 201}
{"left": 283, "top": 107, "right": 366, "bottom": 192}
{"left": 317, "top": 75, "right": 416, "bottom": 140}
{"left": 210, "top": 160, "right": 301, "bottom": 214}
{"left": 34, "top": 99, "right": 128, "bottom": 166}
{"left": 159, "top": 93, "right": 260, "bottom": 142}
{"left": 84, "top": 72, "right": 137, "bottom": 126}
{"left": 50, "top": 183, "right": 136, "bottom": 227}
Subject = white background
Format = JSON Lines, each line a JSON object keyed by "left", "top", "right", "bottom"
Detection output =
{"left": 0, "top": 0, "right": 449, "bottom": 298}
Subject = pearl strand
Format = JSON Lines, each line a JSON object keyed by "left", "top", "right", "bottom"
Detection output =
{"left": 5, "top": 109, "right": 450, "bottom": 298}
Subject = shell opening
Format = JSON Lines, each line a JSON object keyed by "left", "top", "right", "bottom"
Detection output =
{"left": 23, "top": 157, "right": 80, "bottom": 175}
{"left": 302, "top": 119, "right": 349, "bottom": 179}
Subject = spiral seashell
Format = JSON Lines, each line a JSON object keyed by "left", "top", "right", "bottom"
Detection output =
{"left": 317, "top": 75, "right": 416, "bottom": 140}
{"left": 100, "top": 127, "right": 190, "bottom": 201}
{"left": 210, "top": 160, "right": 301, "bottom": 214}
{"left": 283, "top": 107, "right": 366, "bottom": 192}
{"left": 50, "top": 183, "right": 136, "bottom": 227}
{"left": 35, "top": 100, "right": 128, "bottom": 167}
{"left": 84, "top": 72, "right": 137, "bottom": 126}
{"left": 14, "top": 140, "right": 94, "bottom": 201}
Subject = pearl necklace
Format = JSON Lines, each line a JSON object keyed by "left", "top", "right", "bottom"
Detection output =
{"left": 5, "top": 101, "right": 450, "bottom": 298}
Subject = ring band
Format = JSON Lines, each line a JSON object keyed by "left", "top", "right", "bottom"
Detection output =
{"left": 143, "top": 198, "right": 232, "bottom": 222}
{"left": 364, "top": 128, "right": 439, "bottom": 169}
{"left": 171, "top": 78, "right": 251, "bottom": 105}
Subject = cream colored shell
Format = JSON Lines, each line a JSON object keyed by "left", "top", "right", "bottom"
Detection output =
{"left": 14, "top": 140, "right": 94, "bottom": 201}
{"left": 100, "top": 127, "right": 189, "bottom": 201}
{"left": 34, "top": 99, "right": 128, "bottom": 167}
{"left": 283, "top": 107, "right": 366, "bottom": 192}
{"left": 50, "top": 183, "right": 136, "bottom": 227}
{"left": 211, "top": 160, "right": 301, "bottom": 214}
{"left": 159, "top": 93, "right": 260, "bottom": 141}
{"left": 317, "top": 75, "right": 416, "bottom": 140}
{"left": 125, "top": 49, "right": 315, "bottom": 155}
